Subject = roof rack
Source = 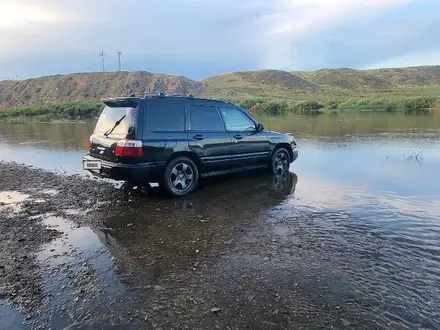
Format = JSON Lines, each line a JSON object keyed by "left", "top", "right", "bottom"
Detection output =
{"left": 167, "top": 93, "right": 194, "bottom": 98}
{"left": 127, "top": 92, "right": 163, "bottom": 98}
{"left": 122, "top": 92, "right": 231, "bottom": 103}
{"left": 126, "top": 92, "right": 195, "bottom": 98}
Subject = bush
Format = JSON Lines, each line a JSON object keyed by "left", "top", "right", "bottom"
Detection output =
{"left": 327, "top": 96, "right": 440, "bottom": 113}
{"left": 292, "top": 101, "right": 324, "bottom": 114}
{"left": 0, "top": 101, "right": 104, "bottom": 121}
{"left": 239, "top": 99, "right": 324, "bottom": 115}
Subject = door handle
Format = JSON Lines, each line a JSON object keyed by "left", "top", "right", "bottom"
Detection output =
{"left": 233, "top": 134, "right": 243, "bottom": 140}
{"left": 193, "top": 134, "right": 204, "bottom": 140}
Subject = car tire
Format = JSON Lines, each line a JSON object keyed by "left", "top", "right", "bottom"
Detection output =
{"left": 269, "top": 148, "right": 290, "bottom": 175}
{"left": 163, "top": 157, "right": 199, "bottom": 197}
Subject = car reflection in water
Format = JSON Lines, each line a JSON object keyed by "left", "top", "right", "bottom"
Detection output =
{"left": 96, "top": 170, "right": 298, "bottom": 282}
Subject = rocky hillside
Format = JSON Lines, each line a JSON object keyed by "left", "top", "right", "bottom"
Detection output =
{"left": 2, "top": 66, "right": 440, "bottom": 108}
{"left": 0, "top": 71, "right": 206, "bottom": 108}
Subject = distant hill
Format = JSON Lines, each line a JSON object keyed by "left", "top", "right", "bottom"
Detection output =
{"left": 1, "top": 66, "right": 440, "bottom": 109}
{"left": 0, "top": 71, "right": 206, "bottom": 108}
{"left": 203, "top": 65, "right": 440, "bottom": 99}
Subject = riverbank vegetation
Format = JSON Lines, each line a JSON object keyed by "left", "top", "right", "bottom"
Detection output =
{"left": 0, "top": 101, "right": 103, "bottom": 123}
{"left": 239, "top": 96, "right": 440, "bottom": 116}
{"left": 0, "top": 96, "right": 439, "bottom": 122}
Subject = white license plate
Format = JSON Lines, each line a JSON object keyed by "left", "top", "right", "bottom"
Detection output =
{"left": 83, "top": 160, "right": 102, "bottom": 170}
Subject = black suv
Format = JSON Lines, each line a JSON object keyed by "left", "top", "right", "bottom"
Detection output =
{"left": 83, "top": 93, "right": 298, "bottom": 196}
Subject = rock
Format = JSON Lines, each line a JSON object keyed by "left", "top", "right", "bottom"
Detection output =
{"left": 127, "top": 223, "right": 134, "bottom": 227}
{"left": 341, "top": 319, "right": 351, "bottom": 327}
{"left": 211, "top": 307, "right": 222, "bottom": 314}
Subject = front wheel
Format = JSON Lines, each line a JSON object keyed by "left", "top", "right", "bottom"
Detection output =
{"left": 269, "top": 148, "right": 290, "bottom": 175}
{"left": 163, "top": 157, "right": 199, "bottom": 197}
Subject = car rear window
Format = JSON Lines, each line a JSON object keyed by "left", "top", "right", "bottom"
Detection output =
{"left": 148, "top": 102, "right": 185, "bottom": 132}
{"left": 190, "top": 105, "right": 225, "bottom": 131}
{"left": 94, "top": 106, "right": 135, "bottom": 136}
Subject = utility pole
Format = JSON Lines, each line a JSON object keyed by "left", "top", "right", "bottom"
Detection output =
{"left": 98, "top": 50, "right": 106, "bottom": 72}
{"left": 117, "top": 51, "right": 122, "bottom": 71}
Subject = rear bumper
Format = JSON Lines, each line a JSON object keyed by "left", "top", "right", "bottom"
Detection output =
{"left": 83, "top": 154, "right": 163, "bottom": 183}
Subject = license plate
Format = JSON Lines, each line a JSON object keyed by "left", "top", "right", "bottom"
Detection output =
{"left": 83, "top": 160, "right": 102, "bottom": 170}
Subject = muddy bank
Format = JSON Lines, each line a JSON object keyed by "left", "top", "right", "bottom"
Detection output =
{"left": 1, "top": 161, "right": 439, "bottom": 330}
{"left": 0, "top": 161, "right": 145, "bottom": 329}
{"left": 0, "top": 161, "right": 298, "bottom": 329}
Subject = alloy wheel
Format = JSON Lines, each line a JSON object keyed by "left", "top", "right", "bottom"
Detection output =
{"left": 169, "top": 162, "right": 194, "bottom": 193}
{"left": 273, "top": 152, "right": 289, "bottom": 175}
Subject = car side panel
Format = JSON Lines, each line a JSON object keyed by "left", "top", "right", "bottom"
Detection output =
{"left": 229, "top": 130, "right": 269, "bottom": 167}
{"left": 140, "top": 100, "right": 189, "bottom": 164}
{"left": 187, "top": 104, "right": 233, "bottom": 171}
{"left": 187, "top": 132, "right": 233, "bottom": 171}
{"left": 219, "top": 107, "right": 270, "bottom": 168}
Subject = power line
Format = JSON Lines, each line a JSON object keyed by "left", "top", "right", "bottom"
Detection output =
{"left": 98, "top": 50, "right": 106, "bottom": 72}
{"left": 117, "top": 51, "right": 122, "bottom": 71}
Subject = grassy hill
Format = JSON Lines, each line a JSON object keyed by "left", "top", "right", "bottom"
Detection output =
{"left": 1, "top": 66, "right": 440, "bottom": 120}
{"left": 203, "top": 65, "right": 440, "bottom": 100}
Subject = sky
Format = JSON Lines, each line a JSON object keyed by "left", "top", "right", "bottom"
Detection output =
{"left": 0, "top": 0, "right": 439, "bottom": 80}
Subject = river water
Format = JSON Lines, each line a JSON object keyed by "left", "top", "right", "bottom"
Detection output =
{"left": 0, "top": 112, "right": 440, "bottom": 329}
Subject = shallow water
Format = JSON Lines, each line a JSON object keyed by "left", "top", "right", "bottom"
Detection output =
{"left": 0, "top": 301, "right": 24, "bottom": 330}
{"left": 1, "top": 112, "right": 440, "bottom": 328}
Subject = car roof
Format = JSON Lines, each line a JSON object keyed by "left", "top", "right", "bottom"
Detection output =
{"left": 102, "top": 93, "right": 238, "bottom": 108}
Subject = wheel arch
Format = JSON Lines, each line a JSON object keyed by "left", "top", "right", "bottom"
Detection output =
{"left": 166, "top": 151, "right": 204, "bottom": 172}
{"left": 272, "top": 143, "right": 293, "bottom": 161}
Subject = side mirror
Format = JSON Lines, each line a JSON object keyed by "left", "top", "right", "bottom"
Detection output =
{"left": 257, "top": 123, "right": 264, "bottom": 132}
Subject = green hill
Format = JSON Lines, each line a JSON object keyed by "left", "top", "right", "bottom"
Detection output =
{"left": 1, "top": 66, "right": 440, "bottom": 120}
{"left": 203, "top": 65, "right": 440, "bottom": 100}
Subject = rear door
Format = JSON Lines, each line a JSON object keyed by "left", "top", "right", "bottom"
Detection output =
{"left": 218, "top": 107, "right": 269, "bottom": 168}
{"left": 142, "top": 100, "right": 187, "bottom": 163}
{"left": 90, "top": 101, "right": 137, "bottom": 162}
{"left": 188, "top": 104, "right": 233, "bottom": 171}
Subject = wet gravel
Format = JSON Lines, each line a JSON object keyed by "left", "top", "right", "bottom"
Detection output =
{"left": 0, "top": 161, "right": 142, "bottom": 329}
{"left": 1, "top": 160, "right": 439, "bottom": 330}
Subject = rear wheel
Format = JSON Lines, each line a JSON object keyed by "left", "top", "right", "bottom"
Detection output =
{"left": 163, "top": 157, "right": 199, "bottom": 197}
{"left": 270, "top": 148, "right": 290, "bottom": 175}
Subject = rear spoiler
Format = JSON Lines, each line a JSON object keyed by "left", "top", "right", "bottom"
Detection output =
{"left": 101, "top": 97, "right": 139, "bottom": 107}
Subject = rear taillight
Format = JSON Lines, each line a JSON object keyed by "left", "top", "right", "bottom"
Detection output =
{"left": 88, "top": 135, "right": 93, "bottom": 149}
{"left": 115, "top": 139, "right": 143, "bottom": 157}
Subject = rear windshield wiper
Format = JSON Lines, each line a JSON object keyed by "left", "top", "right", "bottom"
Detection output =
{"left": 104, "top": 115, "right": 126, "bottom": 137}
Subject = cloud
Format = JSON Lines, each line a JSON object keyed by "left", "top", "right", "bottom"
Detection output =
{"left": 0, "top": 0, "right": 439, "bottom": 79}
{"left": 257, "top": 0, "right": 418, "bottom": 69}
{"left": 0, "top": 4, "right": 59, "bottom": 27}
{"left": 366, "top": 50, "right": 440, "bottom": 69}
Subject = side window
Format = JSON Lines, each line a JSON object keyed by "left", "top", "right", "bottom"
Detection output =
{"left": 190, "top": 105, "right": 225, "bottom": 131}
{"left": 148, "top": 102, "right": 185, "bottom": 132}
{"left": 219, "top": 108, "right": 255, "bottom": 132}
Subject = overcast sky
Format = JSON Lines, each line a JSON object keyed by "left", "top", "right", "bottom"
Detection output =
{"left": 1, "top": 0, "right": 439, "bottom": 80}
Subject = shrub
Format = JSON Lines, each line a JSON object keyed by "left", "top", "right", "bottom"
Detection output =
{"left": 0, "top": 101, "right": 104, "bottom": 120}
